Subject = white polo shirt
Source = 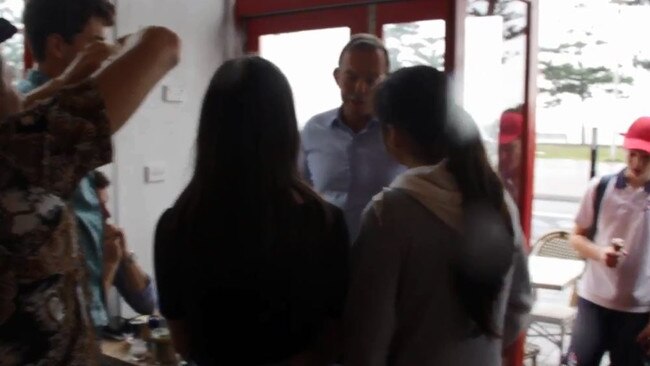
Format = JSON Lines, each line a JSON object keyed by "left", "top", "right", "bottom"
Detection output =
{"left": 575, "top": 169, "right": 650, "bottom": 313}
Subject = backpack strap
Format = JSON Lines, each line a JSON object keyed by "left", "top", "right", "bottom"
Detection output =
{"left": 586, "top": 174, "right": 614, "bottom": 241}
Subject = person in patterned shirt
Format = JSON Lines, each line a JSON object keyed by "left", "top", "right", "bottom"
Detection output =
{"left": 0, "top": 23, "right": 180, "bottom": 366}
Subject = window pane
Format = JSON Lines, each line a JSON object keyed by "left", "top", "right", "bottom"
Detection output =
{"left": 260, "top": 27, "right": 351, "bottom": 129}
{"left": 464, "top": 15, "right": 515, "bottom": 168}
{"left": 383, "top": 19, "right": 446, "bottom": 72}
{"left": 0, "top": 0, "right": 25, "bottom": 84}
{"left": 532, "top": 0, "right": 648, "bottom": 241}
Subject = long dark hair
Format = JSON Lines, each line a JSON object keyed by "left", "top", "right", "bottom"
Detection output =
{"left": 374, "top": 65, "right": 515, "bottom": 337}
{"left": 174, "top": 56, "right": 324, "bottom": 248}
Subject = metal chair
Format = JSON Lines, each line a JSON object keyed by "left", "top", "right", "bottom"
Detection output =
{"left": 531, "top": 230, "right": 582, "bottom": 260}
{"left": 524, "top": 342, "right": 541, "bottom": 366}
{"left": 527, "top": 230, "right": 585, "bottom": 365}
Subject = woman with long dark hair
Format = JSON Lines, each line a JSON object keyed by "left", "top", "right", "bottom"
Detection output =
{"left": 344, "top": 66, "right": 532, "bottom": 366}
{"left": 154, "top": 56, "right": 349, "bottom": 365}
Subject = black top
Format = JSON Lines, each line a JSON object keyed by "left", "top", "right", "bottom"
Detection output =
{"left": 154, "top": 199, "right": 349, "bottom": 365}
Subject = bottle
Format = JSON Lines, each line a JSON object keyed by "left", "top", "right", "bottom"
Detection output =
{"left": 148, "top": 315, "right": 161, "bottom": 330}
{"left": 151, "top": 322, "right": 177, "bottom": 364}
{"left": 129, "top": 316, "right": 151, "bottom": 340}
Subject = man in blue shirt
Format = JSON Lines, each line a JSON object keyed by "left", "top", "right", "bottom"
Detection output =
{"left": 19, "top": 0, "right": 117, "bottom": 330}
{"left": 300, "top": 34, "right": 404, "bottom": 240}
{"left": 94, "top": 171, "right": 156, "bottom": 317}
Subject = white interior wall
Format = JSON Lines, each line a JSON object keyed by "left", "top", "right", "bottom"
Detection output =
{"left": 107, "top": 0, "right": 243, "bottom": 316}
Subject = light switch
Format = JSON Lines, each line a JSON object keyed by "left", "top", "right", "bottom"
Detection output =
{"left": 162, "top": 85, "right": 185, "bottom": 103}
{"left": 144, "top": 162, "right": 166, "bottom": 183}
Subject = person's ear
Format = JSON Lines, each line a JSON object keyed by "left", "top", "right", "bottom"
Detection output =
{"left": 333, "top": 67, "right": 342, "bottom": 87}
{"left": 45, "top": 34, "right": 68, "bottom": 61}
{"left": 382, "top": 124, "right": 403, "bottom": 155}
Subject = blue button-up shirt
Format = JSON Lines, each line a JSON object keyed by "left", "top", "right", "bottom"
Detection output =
{"left": 300, "top": 108, "right": 405, "bottom": 240}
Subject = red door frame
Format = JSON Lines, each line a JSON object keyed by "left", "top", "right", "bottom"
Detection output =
{"left": 373, "top": 0, "right": 449, "bottom": 27}
{"left": 521, "top": 0, "right": 538, "bottom": 247}
{"left": 239, "top": 0, "right": 536, "bottom": 238}
{"left": 370, "top": 0, "right": 538, "bottom": 246}
{"left": 237, "top": 0, "right": 386, "bottom": 51}
{"left": 238, "top": 0, "right": 453, "bottom": 54}
{"left": 23, "top": 38, "right": 33, "bottom": 73}
{"left": 372, "top": 0, "right": 465, "bottom": 102}
{"left": 238, "top": 0, "right": 398, "bottom": 17}
{"left": 238, "top": 2, "right": 537, "bottom": 365}
{"left": 243, "top": 6, "right": 368, "bottom": 51}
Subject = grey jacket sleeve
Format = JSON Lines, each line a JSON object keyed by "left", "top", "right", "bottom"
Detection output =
{"left": 298, "top": 139, "right": 313, "bottom": 186}
{"left": 502, "top": 195, "right": 533, "bottom": 346}
{"left": 344, "top": 200, "right": 400, "bottom": 366}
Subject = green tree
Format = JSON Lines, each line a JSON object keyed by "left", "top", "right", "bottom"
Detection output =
{"left": 384, "top": 22, "right": 444, "bottom": 72}
{"left": 610, "top": 0, "right": 650, "bottom": 5}
{"left": 539, "top": 40, "right": 633, "bottom": 144}
{"left": 540, "top": 62, "right": 632, "bottom": 103}
{"left": 633, "top": 55, "right": 650, "bottom": 70}
{"left": 467, "top": 0, "right": 527, "bottom": 41}
{"left": 609, "top": 0, "right": 650, "bottom": 70}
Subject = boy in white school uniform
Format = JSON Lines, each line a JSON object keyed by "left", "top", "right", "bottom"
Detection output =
{"left": 567, "top": 116, "right": 650, "bottom": 365}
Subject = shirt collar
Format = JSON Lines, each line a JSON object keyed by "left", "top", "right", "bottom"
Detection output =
{"left": 331, "top": 107, "right": 380, "bottom": 131}
{"left": 614, "top": 169, "right": 650, "bottom": 193}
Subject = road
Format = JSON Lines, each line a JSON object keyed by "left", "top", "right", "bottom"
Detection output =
{"left": 532, "top": 198, "right": 578, "bottom": 241}
{"left": 530, "top": 158, "right": 625, "bottom": 241}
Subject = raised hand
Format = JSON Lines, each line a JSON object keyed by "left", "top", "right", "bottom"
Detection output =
{"left": 59, "top": 41, "right": 118, "bottom": 86}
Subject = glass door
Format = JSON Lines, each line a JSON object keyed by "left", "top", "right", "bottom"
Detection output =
{"left": 259, "top": 27, "right": 351, "bottom": 128}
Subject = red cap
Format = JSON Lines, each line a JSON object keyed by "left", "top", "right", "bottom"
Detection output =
{"left": 623, "top": 117, "right": 650, "bottom": 154}
{"left": 499, "top": 111, "right": 523, "bottom": 144}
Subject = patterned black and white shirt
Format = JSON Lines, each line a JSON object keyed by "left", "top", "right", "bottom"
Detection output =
{"left": 0, "top": 81, "right": 111, "bottom": 366}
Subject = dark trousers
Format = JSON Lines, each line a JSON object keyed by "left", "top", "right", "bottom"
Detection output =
{"left": 566, "top": 298, "right": 650, "bottom": 366}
